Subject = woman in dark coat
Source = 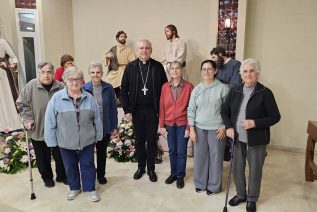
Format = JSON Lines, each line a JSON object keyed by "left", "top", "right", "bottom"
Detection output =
{"left": 221, "top": 58, "right": 281, "bottom": 212}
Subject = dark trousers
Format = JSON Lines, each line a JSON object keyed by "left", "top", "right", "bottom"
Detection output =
{"left": 233, "top": 141, "right": 266, "bottom": 202}
{"left": 165, "top": 124, "right": 188, "bottom": 178}
{"left": 31, "top": 139, "right": 66, "bottom": 182}
{"left": 114, "top": 87, "right": 121, "bottom": 100}
{"left": 132, "top": 108, "right": 158, "bottom": 171}
{"left": 60, "top": 143, "right": 96, "bottom": 192}
{"left": 96, "top": 134, "right": 110, "bottom": 179}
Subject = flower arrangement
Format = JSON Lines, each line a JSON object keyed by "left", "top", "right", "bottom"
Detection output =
{"left": 0, "top": 128, "right": 36, "bottom": 174}
{"left": 107, "top": 117, "right": 137, "bottom": 162}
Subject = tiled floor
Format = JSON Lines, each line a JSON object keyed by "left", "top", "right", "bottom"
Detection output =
{"left": 0, "top": 148, "right": 316, "bottom": 212}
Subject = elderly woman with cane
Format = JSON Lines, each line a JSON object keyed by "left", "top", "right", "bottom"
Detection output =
{"left": 45, "top": 66, "right": 103, "bottom": 202}
{"left": 221, "top": 58, "right": 280, "bottom": 212}
{"left": 16, "top": 61, "right": 67, "bottom": 188}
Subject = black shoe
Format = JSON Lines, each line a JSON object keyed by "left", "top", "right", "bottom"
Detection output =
{"left": 147, "top": 170, "right": 158, "bottom": 182}
{"left": 195, "top": 188, "right": 203, "bottom": 193}
{"left": 98, "top": 177, "right": 107, "bottom": 185}
{"left": 246, "top": 201, "right": 256, "bottom": 212}
{"left": 44, "top": 179, "right": 55, "bottom": 188}
{"left": 165, "top": 175, "right": 177, "bottom": 184}
{"left": 206, "top": 189, "right": 214, "bottom": 196}
{"left": 228, "top": 195, "right": 247, "bottom": 206}
{"left": 176, "top": 178, "right": 184, "bottom": 189}
{"left": 133, "top": 169, "right": 145, "bottom": 180}
{"left": 155, "top": 157, "right": 163, "bottom": 164}
{"left": 56, "top": 178, "right": 68, "bottom": 185}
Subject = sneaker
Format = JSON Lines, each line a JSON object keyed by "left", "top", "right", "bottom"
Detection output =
{"left": 67, "top": 190, "right": 81, "bottom": 200}
{"left": 89, "top": 190, "right": 100, "bottom": 202}
{"left": 44, "top": 179, "right": 55, "bottom": 188}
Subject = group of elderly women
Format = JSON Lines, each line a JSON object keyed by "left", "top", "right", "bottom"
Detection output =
{"left": 159, "top": 58, "right": 280, "bottom": 212}
{"left": 39, "top": 56, "right": 279, "bottom": 211}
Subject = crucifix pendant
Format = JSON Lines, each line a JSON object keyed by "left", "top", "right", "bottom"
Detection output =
{"left": 142, "top": 86, "right": 148, "bottom": 95}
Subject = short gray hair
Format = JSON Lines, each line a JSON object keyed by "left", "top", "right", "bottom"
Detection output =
{"left": 136, "top": 39, "right": 152, "bottom": 50}
{"left": 88, "top": 62, "right": 103, "bottom": 74}
{"left": 37, "top": 61, "right": 54, "bottom": 74}
{"left": 62, "top": 66, "right": 83, "bottom": 82}
{"left": 240, "top": 58, "right": 261, "bottom": 76}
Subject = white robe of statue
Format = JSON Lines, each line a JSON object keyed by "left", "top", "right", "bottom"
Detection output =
{"left": 0, "top": 37, "right": 23, "bottom": 130}
{"left": 0, "top": 67, "right": 21, "bottom": 130}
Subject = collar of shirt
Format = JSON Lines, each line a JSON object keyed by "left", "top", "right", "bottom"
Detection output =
{"left": 224, "top": 57, "right": 231, "bottom": 64}
{"left": 169, "top": 78, "right": 184, "bottom": 88}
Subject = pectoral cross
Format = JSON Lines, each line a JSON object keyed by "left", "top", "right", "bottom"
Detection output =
{"left": 142, "top": 86, "right": 148, "bottom": 95}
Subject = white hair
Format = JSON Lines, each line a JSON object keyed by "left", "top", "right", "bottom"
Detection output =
{"left": 136, "top": 39, "right": 152, "bottom": 50}
{"left": 240, "top": 58, "right": 261, "bottom": 76}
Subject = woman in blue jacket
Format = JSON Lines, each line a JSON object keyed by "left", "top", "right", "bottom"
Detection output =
{"left": 45, "top": 67, "right": 103, "bottom": 202}
{"left": 84, "top": 62, "right": 118, "bottom": 185}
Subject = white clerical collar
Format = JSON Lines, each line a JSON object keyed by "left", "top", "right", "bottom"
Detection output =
{"left": 139, "top": 59, "right": 149, "bottom": 65}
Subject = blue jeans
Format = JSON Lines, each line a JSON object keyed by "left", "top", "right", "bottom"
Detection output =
{"left": 165, "top": 124, "right": 188, "bottom": 178}
{"left": 60, "top": 143, "right": 96, "bottom": 192}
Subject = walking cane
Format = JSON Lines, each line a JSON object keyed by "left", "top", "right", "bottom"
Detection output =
{"left": 223, "top": 136, "right": 237, "bottom": 212}
{"left": 18, "top": 107, "right": 36, "bottom": 200}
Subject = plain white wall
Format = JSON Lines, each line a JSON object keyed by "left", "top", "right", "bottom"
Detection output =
{"left": 244, "top": 0, "right": 317, "bottom": 150}
{"left": 72, "top": 0, "right": 219, "bottom": 84}
{"left": 38, "top": 0, "right": 75, "bottom": 68}
{"left": 0, "top": 0, "right": 19, "bottom": 50}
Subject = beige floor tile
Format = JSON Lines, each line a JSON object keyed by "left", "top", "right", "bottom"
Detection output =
{"left": 0, "top": 149, "right": 316, "bottom": 211}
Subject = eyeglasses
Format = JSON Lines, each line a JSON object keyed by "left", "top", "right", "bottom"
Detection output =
{"left": 201, "top": 68, "right": 214, "bottom": 72}
{"left": 68, "top": 78, "right": 82, "bottom": 83}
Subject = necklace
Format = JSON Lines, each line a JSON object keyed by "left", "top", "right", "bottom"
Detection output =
{"left": 138, "top": 61, "right": 150, "bottom": 95}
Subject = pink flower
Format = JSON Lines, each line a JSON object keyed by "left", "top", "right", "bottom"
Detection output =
{"left": 11, "top": 132, "right": 19, "bottom": 136}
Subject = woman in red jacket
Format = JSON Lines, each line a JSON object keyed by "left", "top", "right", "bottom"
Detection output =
{"left": 159, "top": 61, "right": 194, "bottom": 189}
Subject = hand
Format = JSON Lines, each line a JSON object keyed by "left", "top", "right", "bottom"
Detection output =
{"left": 216, "top": 126, "right": 225, "bottom": 141}
{"left": 9, "top": 63, "right": 17, "bottom": 69}
{"left": 159, "top": 127, "right": 167, "bottom": 135}
{"left": 24, "top": 122, "right": 35, "bottom": 130}
{"left": 184, "top": 130, "right": 190, "bottom": 138}
{"left": 241, "top": 120, "right": 255, "bottom": 130}
{"left": 0, "top": 62, "right": 7, "bottom": 68}
{"left": 105, "top": 52, "right": 114, "bottom": 58}
{"left": 124, "top": 113, "right": 132, "bottom": 121}
{"left": 226, "top": 128, "right": 235, "bottom": 140}
{"left": 189, "top": 127, "right": 197, "bottom": 143}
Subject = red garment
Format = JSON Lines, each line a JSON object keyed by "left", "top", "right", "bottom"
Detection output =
{"left": 159, "top": 80, "right": 194, "bottom": 129}
{"left": 54, "top": 66, "right": 65, "bottom": 82}
{"left": 54, "top": 66, "right": 85, "bottom": 84}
